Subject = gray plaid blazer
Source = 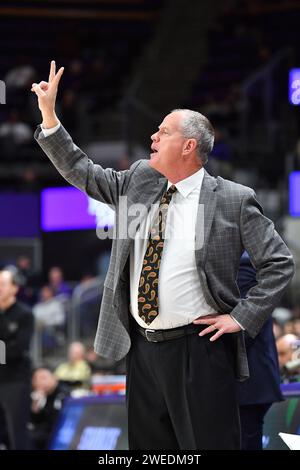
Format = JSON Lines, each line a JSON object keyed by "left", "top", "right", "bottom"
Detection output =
{"left": 35, "top": 124, "right": 295, "bottom": 380}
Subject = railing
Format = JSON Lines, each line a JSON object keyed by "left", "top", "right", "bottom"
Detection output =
{"left": 69, "top": 276, "right": 104, "bottom": 342}
{"left": 31, "top": 276, "right": 104, "bottom": 365}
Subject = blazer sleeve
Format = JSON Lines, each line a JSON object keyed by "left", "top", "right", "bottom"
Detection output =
{"left": 230, "top": 189, "right": 295, "bottom": 338}
{"left": 34, "top": 124, "right": 141, "bottom": 208}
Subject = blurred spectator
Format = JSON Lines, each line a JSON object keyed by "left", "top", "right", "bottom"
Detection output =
{"left": 55, "top": 342, "right": 91, "bottom": 390}
{"left": 0, "top": 269, "right": 34, "bottom": 449}
{"left": 48, "top": 266, "right": 72, "bottom": 297}
{"left": 293, "top": 319, "right": 300, "bottom": 338}
{"left": 272, "top": 320, "right": 283, "bottom": 340}
{"left": 237, "top": 252, "right": 283, "bottom": 450}
{"left": 272, "top": 307, "right": 292, "bottom": 325}
{"left": 17, "top": 255, "right": 32, "bottom": 282}
{"left": 33, "top": 286, "right": 65, "bottom": 328}
{"left": 86, "top": 344, "right": 116, "bottom": 375}
{"left": 16, "top": 255, "right": 41, "bottom": 306}
{"left": 276, "top": 334, "right": 299, "bottom": 372}
{"left": 29, "top": 368, "right": 70, "bottom": 450}
{"left": 5, "top": 62, "right": 36, "bottom": 90}
{"left": 80, "top": 273, "right": 95, "bottom": 285}
{"left": 0, "top": 110, "right": 32, "bottom": 158}
{"left": 282, "top": 320, "right": 297, "bottom": 336}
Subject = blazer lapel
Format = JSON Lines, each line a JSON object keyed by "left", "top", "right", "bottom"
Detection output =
{"left": 118, "top": 164, "right": 167, "bottom": 276}
{"left": 195, "top": 170, "right": 218, "bottom": 266}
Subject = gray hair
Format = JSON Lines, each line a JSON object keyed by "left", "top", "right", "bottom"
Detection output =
{"left": 172, "top": 109, "right": 214, "bottom": 164}
{"left": 1, "top": 266, "right": 24, "bottom": 286}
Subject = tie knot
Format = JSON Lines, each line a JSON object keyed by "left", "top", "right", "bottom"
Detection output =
{"left": 168, "top": 184, "right": 177, "bottom": 195}
{"left": 161, "top": 185, "right": 177, "bottom": 205}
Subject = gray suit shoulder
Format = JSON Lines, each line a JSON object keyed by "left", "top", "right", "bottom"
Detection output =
{"left": 216, "top": 175, "right": 255, "bottom": 199}
{"left": 129, "top": 158, "right": 165, "bottom": 179}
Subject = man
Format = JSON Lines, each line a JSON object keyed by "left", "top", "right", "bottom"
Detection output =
{"left": 30, "top": 367, "right": 70, "bottom": 449}
{"left": 237, "top": 252, "right": 283, "bottom": 450}
{"left": 33, "top": 285, "right": 65, "bottom": 327}
{"left": 32, "top": 61, "right": 294, "bottom": 450}
{"left": 276, "top": 334, "right": 300, "bottom": 375}
{"left": 0, "top": 269, "right": 34, "bottom": 449}
{"left": 54, "top": 341, "right": 91, "bottom": 390}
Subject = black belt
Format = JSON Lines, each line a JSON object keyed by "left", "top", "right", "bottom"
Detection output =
{"left": 135, "top": 323, "right": 202, "bottom": 343}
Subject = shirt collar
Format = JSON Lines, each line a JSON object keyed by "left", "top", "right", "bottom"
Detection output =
{"left": 167, "top": 167, "right": 205, "bottom": 198}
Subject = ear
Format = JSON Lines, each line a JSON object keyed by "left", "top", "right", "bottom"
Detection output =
{"left": 183, "top": 138, "right": 197, "bottom": 155}
{"left": 13, "top": 284, "right": 19, "bottom": 296}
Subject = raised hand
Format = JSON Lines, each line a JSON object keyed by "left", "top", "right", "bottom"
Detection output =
{"left": 31, "top": 60, "right": 64, "bottom": 128}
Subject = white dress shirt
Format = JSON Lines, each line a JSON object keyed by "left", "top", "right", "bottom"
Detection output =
{"left": 130, "top": 167, "right": 216, "bottom": 330}
{"left": 41, "top": 124, "right": 224, "bottom": 331}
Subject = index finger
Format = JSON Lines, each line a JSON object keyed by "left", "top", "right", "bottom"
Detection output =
{"left": 193, "top": 317, "right": 216, "bottom": 325}
{"left": 49, "top": 60, "right": 56, "bottom": 83}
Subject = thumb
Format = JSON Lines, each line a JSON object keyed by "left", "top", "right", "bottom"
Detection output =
{"left": 31, "top": 83, "right": 46, "bottom": 98}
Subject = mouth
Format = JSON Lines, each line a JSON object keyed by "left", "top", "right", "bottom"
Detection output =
{"left": 150, "top": 146, "right": 159, "bottom": 157}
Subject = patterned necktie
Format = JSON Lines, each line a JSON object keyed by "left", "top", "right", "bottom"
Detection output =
{"left": 138, "top": 185, "right": 177, "bottom": 325}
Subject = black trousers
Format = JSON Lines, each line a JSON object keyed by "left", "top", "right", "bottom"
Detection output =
{"left": 239, "top": 403, "right": 271, "bottom": 450}
{"left": 0, "top": 381, "right": 31, "bottom": 450}
{"left": 126, "top": 323, "right": 241, "bottom": 450}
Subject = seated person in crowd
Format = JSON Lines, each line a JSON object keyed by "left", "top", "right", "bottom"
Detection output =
{"left": 29, "top": 368, "right": 70, "bottom": 450}
{"left": 48, "top": 267, "right": 72, "bottom": 298}
{"left": 55, "top": 342, "right": 91, "bottom": 390}
{"left": 33, "top": 285, "right": 65, "bottom": 327}
{"left": 276, "top": 334, "right": 300, "bottom": 381}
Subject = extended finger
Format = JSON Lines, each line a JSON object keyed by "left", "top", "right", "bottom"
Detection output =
{"left": 193, "top": 317, "right": 217, "bottom": 325}
{"left": 52, "top": 66, "right": 64, "bottom": 87}
{"left": 49, "top": 60, "right": 56, "bottom": 83}
{"left": 209, "top": 328, "right": 224, "bottom": 342}
{"left": 199, "top": 324, "right": 218, "bottom": 336}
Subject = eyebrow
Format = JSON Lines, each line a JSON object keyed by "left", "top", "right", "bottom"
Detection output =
{"left": 158, "top": 125, "right": 169, "bottom": 131}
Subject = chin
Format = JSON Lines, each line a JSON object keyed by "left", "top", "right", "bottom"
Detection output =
{"left": 149, "top": 154, "right": 159, "bottom": 169}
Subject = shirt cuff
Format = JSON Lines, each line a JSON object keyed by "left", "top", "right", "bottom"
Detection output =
{"left": 230, "top": 314, "right": 245, "bottom": 330}
{"left": 41, "top": 122, "right": 61, "bottom": 137}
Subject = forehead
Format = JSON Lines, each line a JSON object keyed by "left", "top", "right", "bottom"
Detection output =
{"left": 159, "top": 112, "right": 182, "bottom": 130}
{"left": 0, "top": 272, "right": 13, "bottom": 284}
{"left": 36, "top": 370, "right": 50, "bottom": 380}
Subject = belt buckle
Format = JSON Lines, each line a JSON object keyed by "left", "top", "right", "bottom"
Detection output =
{"left": 145, "top": 329, "right": 158, "bottom": 342}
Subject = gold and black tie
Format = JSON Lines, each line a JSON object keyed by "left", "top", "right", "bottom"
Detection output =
{"left": 138, "top": 185, "right": 177, "bottom": 325}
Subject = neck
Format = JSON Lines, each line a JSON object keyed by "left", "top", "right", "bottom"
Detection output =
{"left": 0, "top": 297, "right": 16, "bottom": 311}
{"left": 166, "top": 164, "right": 203, "bottom": 184}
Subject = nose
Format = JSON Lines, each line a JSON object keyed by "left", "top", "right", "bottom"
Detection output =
{"left": 151, "top": 131, "right": 159, "bottom": 142}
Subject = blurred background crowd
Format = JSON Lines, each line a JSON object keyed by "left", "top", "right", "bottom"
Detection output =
{"left": 0, "top": 0, "right": 300, "bottom": 451}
